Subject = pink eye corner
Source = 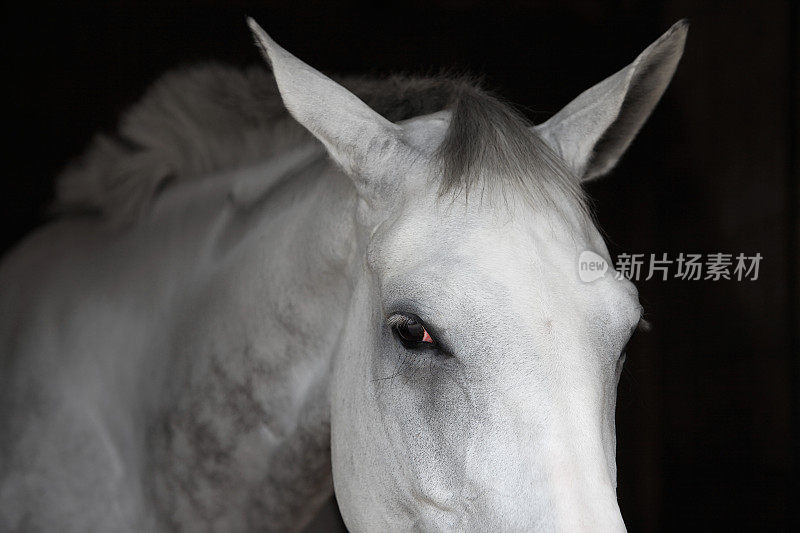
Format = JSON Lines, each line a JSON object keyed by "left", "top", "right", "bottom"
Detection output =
{"left": 421, "top": 329, "right": 433, "bottom": 344}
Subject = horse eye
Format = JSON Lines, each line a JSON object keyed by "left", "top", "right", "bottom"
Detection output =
{"left": 391, "top": 314, "right": 434, "bottom": 347}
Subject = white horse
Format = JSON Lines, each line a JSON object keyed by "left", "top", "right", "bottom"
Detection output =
{"left": 0, "top": 18, "right": 687, "bottom": 532}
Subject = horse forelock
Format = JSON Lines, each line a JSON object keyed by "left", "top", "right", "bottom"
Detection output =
{"left": 431, "top": 82, "right": 588, "bottom": 218}
{"left": 53, "top": 64, "right": 588, "bottom": 225}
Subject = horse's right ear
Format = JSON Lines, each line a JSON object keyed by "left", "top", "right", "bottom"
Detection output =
{"left": 247, "top": 18, "right": 403, "bottom": 205}
{"left": 534, "top": 20, "right": 688, "bottom": 182}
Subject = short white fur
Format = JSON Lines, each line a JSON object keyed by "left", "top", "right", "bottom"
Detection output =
{"left": 0, "top": 18, "right": 687, "bottom": 532}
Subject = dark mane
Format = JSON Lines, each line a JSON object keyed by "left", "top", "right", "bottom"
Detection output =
{"left": 55, "top": 64, "right": 585, "bottom": 222}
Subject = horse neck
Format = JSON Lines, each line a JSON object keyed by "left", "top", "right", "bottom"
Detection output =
{"left": 148, "top": 146, "right": 364, "bottom": 529}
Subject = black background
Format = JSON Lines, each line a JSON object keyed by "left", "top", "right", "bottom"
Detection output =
{"left": 2, "top": 1, "right": 798, "bottom": 531}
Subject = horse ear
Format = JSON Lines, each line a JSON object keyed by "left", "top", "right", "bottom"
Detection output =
{"left": 534, "top": 20, "right": 688, "bottom": 182}
{"left": 247, "top": 18, "right": 402, "bottom": 201}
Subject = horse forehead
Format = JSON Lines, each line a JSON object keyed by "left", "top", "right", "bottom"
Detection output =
{"left": 372, "top": 203, "right": 639, "bottom": 320}
{"left": 377, "top": 198, "right": 591, "bottom": 264}
{"left": 370, "top": 204, "right": 593, "bottom": 301}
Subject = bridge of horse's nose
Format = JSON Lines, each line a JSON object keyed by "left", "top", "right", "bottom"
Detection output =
{"left": 495, "top": 378, "right": 625, "bottom": 531}
{"left": 544, "top": 449, "right": 627, "bottom": 532}
{"left": 530, "top": 412, "right": 626, "bottom": 533}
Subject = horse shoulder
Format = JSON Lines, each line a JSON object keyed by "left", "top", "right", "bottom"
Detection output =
{"left": 0, "top": 220, "right": 160, "bottom": 531}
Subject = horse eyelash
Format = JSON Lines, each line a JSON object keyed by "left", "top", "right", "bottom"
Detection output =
{"left": 387, "top": 313, "right": 420, "bottom": 329}
{"left": 386, "top": 314, "right": 407, "bottom": 328}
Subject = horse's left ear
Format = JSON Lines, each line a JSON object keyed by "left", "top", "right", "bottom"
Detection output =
{"left": 534, "top": 20, "right": 688, "bottom": 182}
{"left": 247, "top": 18, "right": 403, "bottom": 202}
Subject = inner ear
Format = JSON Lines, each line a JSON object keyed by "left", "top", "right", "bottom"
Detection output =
{"left": 534, "top": 20, "right": 688, "bottom": 181}
{"left": 247, "top": 18, "right": 404, "bottom": 204}
{"left": 397, "top": 111, "right": 452, "bottom": 155}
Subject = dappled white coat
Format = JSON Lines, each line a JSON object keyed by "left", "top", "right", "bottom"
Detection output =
{"left": 0, "top": 18, "right": 687, "bottom": 532}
